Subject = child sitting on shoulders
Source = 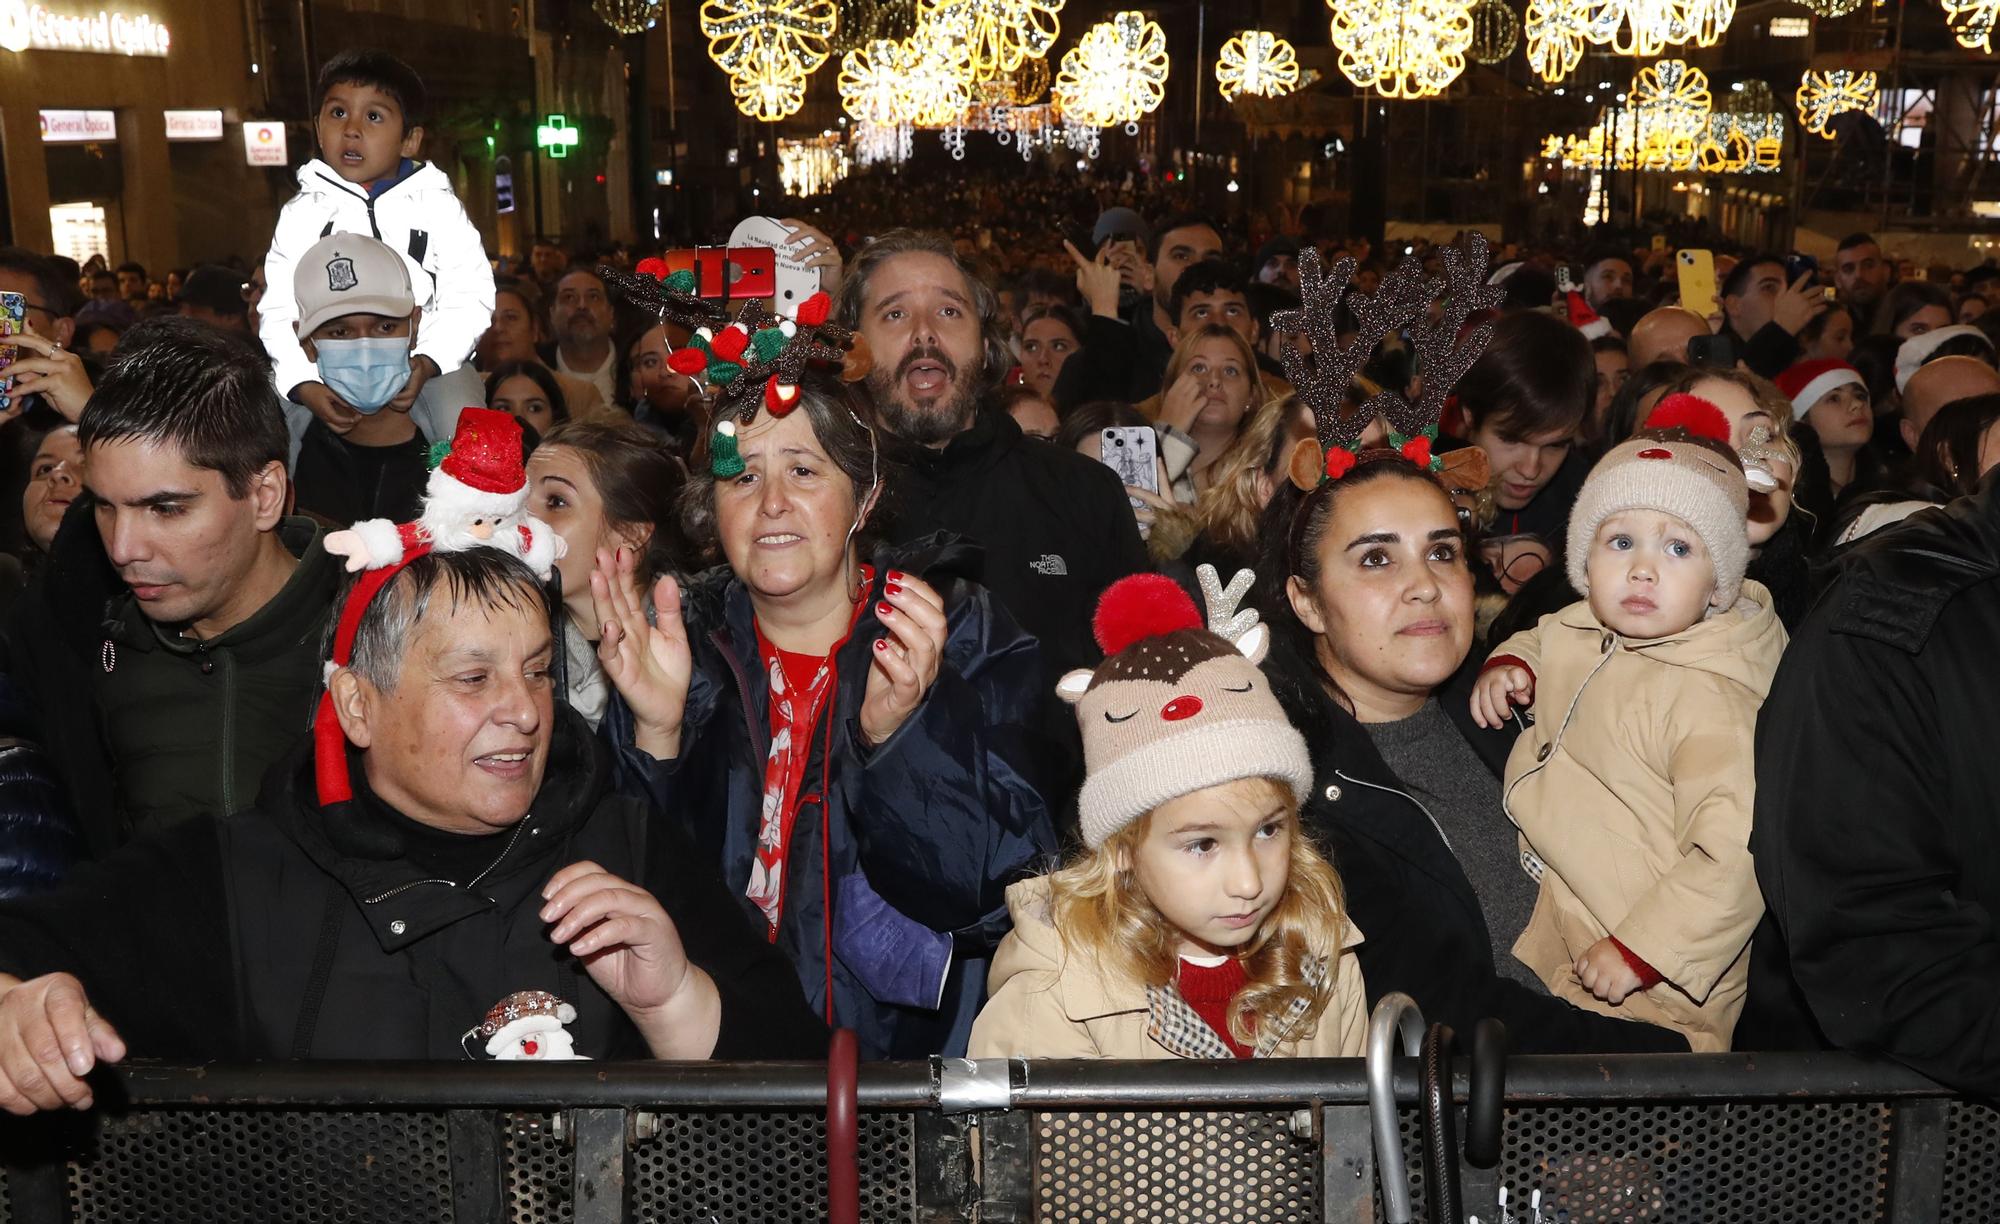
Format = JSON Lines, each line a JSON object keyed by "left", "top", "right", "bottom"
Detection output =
{"left": 970, "top": 571, "right": 1365, "bottom": 1060}
{"left": 1470, "top": 395, "right": 1788, "bottom": 1051}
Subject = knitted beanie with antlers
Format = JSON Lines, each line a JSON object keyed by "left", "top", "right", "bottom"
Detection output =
{"left": 1057, "top": 567, "right": 1312, "bottom": 848}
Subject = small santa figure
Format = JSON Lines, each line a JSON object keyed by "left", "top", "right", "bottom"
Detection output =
{"left": 472, "top": 990, "right": 590, "bottom": 1061}
{"left": 325, "top": 407, "right": 564, "bottom": 580}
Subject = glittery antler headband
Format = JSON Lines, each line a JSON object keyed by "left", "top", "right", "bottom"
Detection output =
{"left": 1271, "top": 233, "right": 1503, "bottom": 490}
{"left": 599, "top": 261, "right": 732, "bottom": 333}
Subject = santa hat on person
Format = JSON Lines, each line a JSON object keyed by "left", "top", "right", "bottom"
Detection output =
{"left": 1566, "top": 394, "right": 1752, "bottom": 609}
{"left": 1774, "top": 358, "right": 1866, "bottom": 420}
{"left": 1564, "top": 290, "right": 1614, "bottom": 340}
{"left": 1893, "top": 324, "right": 1994, "bottom": 393}
{"left": 313, "top": 407, "right": 562, "bottom": 808}
{"left": 1057, "top": 567, "right": 1311, "bottom": 849}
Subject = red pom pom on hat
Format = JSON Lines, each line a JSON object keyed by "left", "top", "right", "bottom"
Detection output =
{"left": 667, "top": 348, "right": 708, "bottom": 377}
{"left": 1642, "top": 393, "right": 1731, "bottom": 444}
{"left": 796, "top": 291, "right": 831, "bottom": 327}
{"left": 1091, "top": 573, "right": 1203, "bottom": 656}
{"left": 635, "top": 256, "right": 671, "bottom": 280}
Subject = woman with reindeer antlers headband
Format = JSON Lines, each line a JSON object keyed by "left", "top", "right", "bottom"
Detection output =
{"left": 1252, "top": 236, "right": 1691, "bottom": 1054}
{"left": 586, "top": 269, "right": 1058, "bottom": 1059}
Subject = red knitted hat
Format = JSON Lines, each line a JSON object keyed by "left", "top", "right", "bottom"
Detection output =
{"left": 1773, "top": 358, "right": 1864, "bottom": 421}
{"left": 439, "top": 408, "right": 528, "bottom": 496}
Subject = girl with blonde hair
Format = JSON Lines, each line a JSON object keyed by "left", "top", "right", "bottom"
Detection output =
{"left": 1153, "top": 324, "right": 1273, "bottom": 504}
{"left": 970, "top": 570, "right": 1365, "bottom": 1060}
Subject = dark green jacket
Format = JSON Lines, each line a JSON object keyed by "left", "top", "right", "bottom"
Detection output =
{"left": 7, "top": 514, "right": 337, "bottom": 852}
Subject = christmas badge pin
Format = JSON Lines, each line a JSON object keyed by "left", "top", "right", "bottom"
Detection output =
{"left": 464, "top": 990, "right": 590, "bottom": 1061}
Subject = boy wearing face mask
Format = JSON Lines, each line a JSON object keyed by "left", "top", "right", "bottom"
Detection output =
{"left": 259, "top": 50, "right": 493, "bottom": 438}
{"left": 288, "top": 234, "right": 434, "bottom": 526}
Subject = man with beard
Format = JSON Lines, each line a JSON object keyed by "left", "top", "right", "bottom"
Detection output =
{"left": 836, "top": 229, "right": 1147, "bottom": 681}
{"left": 551, "top": 267, "right": 620, "bottom": 409}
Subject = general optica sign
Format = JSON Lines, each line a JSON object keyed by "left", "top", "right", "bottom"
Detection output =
{"left": 39, "top": 109, "right": 116, "bottom": 143}
{"left": 0, "top": 1, "right": 171, "bottom": 57}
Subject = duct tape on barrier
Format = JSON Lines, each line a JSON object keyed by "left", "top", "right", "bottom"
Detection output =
{"left": 936, "top": 1057, "right": 1016, "bottom": 1113}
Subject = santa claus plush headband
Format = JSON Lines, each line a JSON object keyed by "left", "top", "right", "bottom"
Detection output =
{"left": 314, "top": 407, "right": 565, "bottom": 808}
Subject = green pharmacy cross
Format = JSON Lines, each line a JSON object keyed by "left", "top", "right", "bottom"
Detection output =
{"left": 538, "top": 115, "right": 580, "bottom": 159}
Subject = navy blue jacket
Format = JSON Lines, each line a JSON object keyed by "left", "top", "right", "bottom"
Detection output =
{"left": 615, "top": 534, "right": 1059, "bottom": 1059}
{"left": 0, "top": 671, "right": 77, "bottom": 898}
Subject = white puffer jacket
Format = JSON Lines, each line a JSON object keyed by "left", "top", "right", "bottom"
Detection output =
{"left": 258, "top": 158, "right": 495, "bottom": 399}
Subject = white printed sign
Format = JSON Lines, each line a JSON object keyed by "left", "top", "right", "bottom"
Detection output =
{"left": 164, "top": 109, "right": 223, "bottom": 141}
{"left": 243, "top": 121, "right": 287, "bottom": 166}
{"left": 39, "top": 109, "right": 115, "bottom": 143}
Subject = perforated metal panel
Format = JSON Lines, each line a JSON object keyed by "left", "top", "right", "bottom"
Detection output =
{"left": 1942, "top": 1098, "right": 2000, "bottom": 1223}
{"left": 504, "top": 1111, "right": 573, "bottom": 1223}
{"left": 627, "top": 1111, "right": 915, "bottom": 1223}
{"left": 66, "top": 1109, "right": 452, "bottom": 1223}
{"left": 1032, "top": 1110, "right": 1319, "bottom": 1222}
{"left": 1387, "top": 1101, "right": 1891, "bottom": 1223}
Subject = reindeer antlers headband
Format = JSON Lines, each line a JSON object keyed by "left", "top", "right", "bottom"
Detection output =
{"left": 1270, "top": 233, "right": 1502, "bottom": 492}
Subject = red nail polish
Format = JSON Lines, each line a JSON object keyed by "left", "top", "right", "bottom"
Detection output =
{"left": 889, "top": 570, "right": 905, "bottom": 582}
{"left": 875, "top": 639, "right": 888, "bottom": 651}
{"left": 876, "top": 602, "right": 893, "bottom": 616}
{"left": 886, "top": 582, "right": 902, "bottom": 596}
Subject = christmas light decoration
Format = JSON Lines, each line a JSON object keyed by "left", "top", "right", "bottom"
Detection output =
{"left": 1215, "top": 30, "right": 1302, "bottom": 100}
{"left": 595, "top": 0, "right": 664, "bottom": 34}
{"left": 1796, "top": 67, "right": 1877, "bottom": 137}
{"left": 896, "top": 18, "right": 978, "bottom": 125}
{"left": 1804, "top": 0, "right": 1861, "bottom": 15}
{"left": 1526, "top": 0, "right": 1590, "bottom": 83}
{"left": 1469, "top": 0, "right": 1521, "bottom": 62}
{"left": 1579, "top": 0, "right": 1733, "bottom": 57}
{"left": 837, "top": 38, "right": 908, "bottom": 123}
{"left": 1013, "top": 52, "right": 1051, "bottom": 103}
{"left": 917, "top": 0, "right": 1063, "bottom": 81}
{"left": 728, "top": 45, "right": 811, "bottom": 121}
{"left": 1943, "top": 0, "right": 1999, "bottom": 50}
{"left": 1053, "top": 11, "right": 1170, "bottom": 127}
{"left": 700, "top": 0, "right": 840, "bottom": 82}
{"left": 1327, "top": 0, "right": 1477, "bottom": 100}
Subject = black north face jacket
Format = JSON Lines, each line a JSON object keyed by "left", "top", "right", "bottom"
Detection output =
{"left": 0, "top": 707, "right": 825, "bottom": 1062}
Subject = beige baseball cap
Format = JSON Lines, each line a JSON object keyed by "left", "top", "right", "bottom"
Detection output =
{"left": 294, "top": 233, "right": 416, "bottom": 337}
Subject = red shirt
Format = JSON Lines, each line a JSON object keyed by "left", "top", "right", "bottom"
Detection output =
{"left": 1177, "top": 956, "right": 1253, "bottom": 1059}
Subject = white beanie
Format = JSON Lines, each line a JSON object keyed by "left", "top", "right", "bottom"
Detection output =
{"left": 1566, "top": 394, "right": 1751, "bottom": 609}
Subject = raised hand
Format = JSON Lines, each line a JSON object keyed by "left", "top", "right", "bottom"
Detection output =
{"left": 1066, "top": 239, "right": 1123, "bottom": 320}
{"left": 591, "top": 546, "right": 692, "bottom": 760}
{"left": 860, "top": 571, "right": 947, "bottom": 748}
{"left": 4, "top": 330, "right": 93, "bottom": 423}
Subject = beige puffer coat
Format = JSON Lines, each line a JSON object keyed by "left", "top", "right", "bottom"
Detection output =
{"left": 969, "top": 876, "right": 1368, "bottom": 1060}
{"left": 1492, "top": 582, "right": 1788, "bottom": 1051}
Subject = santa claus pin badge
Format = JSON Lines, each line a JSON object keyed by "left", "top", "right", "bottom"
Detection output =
{"left": 463, "top": 990, "right": 590, "bottom": 1061}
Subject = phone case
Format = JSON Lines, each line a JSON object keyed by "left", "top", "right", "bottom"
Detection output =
{"left": 1678, "top": 250, "right": 1718, "bottom": 318}
{"left": 0, "top": 292, "right": 24, "bottom": 387}
{"left": 1100, "top": 426, "right": 1160, "bottom": 498}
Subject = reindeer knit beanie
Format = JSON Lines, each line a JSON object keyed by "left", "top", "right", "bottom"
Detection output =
{"left": 1060, "top": 570, "right": 1312, "bottom": 848}
{"left": 1566, "top": 393, "right": 1751, "bottom": 609}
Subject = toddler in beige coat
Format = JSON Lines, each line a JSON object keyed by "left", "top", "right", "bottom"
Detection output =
{"left": 1470, "top": 396, "right": 1787, "bottom": 1051}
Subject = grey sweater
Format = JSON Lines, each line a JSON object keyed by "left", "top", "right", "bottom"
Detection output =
{"left": 1365, "top": 699, "right": 1546, "bottom": 992}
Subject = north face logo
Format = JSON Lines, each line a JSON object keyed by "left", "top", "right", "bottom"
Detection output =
{"left": 1029, "top": 554, "right": 1068, "bottom": 577}
{"left": 326, "top": 257, "right": 358, "bottom": 292}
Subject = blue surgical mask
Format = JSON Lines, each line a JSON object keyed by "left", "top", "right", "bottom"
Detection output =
{"left": 315, "top": 336, "right": 412, "bottom": 412}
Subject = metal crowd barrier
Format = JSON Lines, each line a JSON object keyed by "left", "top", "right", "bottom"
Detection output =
{"left": 0, "top": 1052, "right": 1994, "bottom": 1222}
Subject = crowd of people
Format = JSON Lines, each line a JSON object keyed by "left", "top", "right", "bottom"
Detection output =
{"left": 0, "top": 48, "right": 1997, "bottom": 1117}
